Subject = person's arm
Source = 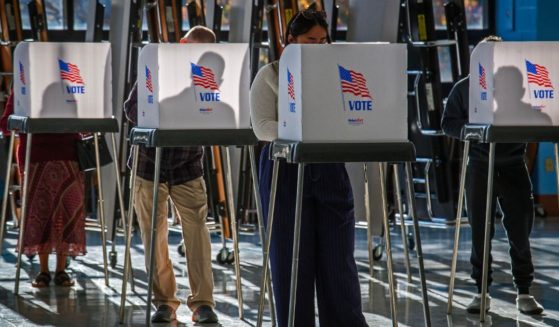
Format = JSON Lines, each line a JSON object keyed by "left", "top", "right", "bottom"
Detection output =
{"left": 123, "top": 81, "right": 139, "bottom": 126}
{"left": 441, "top": 77, "right": 469, "bottom": 140}
{"left": 250, "top": 64, "right": 278, "bottom": 142}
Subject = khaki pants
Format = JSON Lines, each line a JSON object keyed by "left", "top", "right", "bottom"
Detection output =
{"left": 134, "top": 176, "right": 215, "bottom": 311}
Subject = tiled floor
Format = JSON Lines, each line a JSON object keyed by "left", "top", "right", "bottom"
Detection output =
{"left": 1, "top": 216, "right": 559, "bottom": 326}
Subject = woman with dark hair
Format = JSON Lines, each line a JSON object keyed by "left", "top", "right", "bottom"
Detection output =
{"left": 250, "top": 10, "right": 368, "bottom": 327}
{"left": 0, "top": 92, "right": 85, "bottom": 287}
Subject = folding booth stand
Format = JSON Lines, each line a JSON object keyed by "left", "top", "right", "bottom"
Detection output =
{"left": 0, "top": 116, "right": 125, "bottom": 293}
{"left": 448, "top": 125, "right": 559, "bottom": 321}
{"left": 120, "top": 128, "right": 259, "bottom": 325}
{"left": 259, "top": 141, "right": 431, "bottom": 327}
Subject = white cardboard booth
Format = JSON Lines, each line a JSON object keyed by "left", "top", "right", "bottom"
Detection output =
{"left": 137, "top": 43, "right": 250, "bottom": 130}
{"left": 278, "top": 43, "right": 407, "bottom": 143}
{"left": 13, "top": 42, "right": 112, "bottom": 118}
{"left": 469, "top": 41, "right": 559, "bottom": 126}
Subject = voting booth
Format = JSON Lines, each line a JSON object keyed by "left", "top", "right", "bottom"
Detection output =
{"left": 259, "top": 43, "right": 432, "bottom": 327}
{"left": 278, "top": 43, "right": 407, "bottom": 143}
{"left": 123, "top": 43, "right": 256, "bottom": 324}
{"left": 450, "top": 42, "right": 559, "bottom": 322}
{"left": 2, "top": 42, "right": 126, "bottom": 298}
{"left": 13, "top": 42, "right": 112, "bottom": 118}
{"left": 137, "top": 43, "right": 250, "bottom": 129}
{"left": 469, "top": 41, "right": 559, "bottom": 126}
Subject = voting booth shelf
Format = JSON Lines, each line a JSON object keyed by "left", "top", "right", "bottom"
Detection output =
{"left": 0, "top": 42, "right": 129, "bottom": 297}
{"left": 137, "top": 43, "right": 250, "bottom": 130}
{"left": 278, "top": 43, "right": 407, "bottom": 143}
{"left": 13, "top": 42, "right": 112, "bottom": 119}
{"left": 448, "top": 41, "right": 559, "bottom": 322}
{"left": 120, "top": 42, "right": 265, "bottom": 325}
{"left": 256, "top": 44, "right": 431, "bottom": 327}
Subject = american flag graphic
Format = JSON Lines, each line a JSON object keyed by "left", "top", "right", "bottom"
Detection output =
{"left": 19, "top": 61, "right": 25, "bottom": 85}
{"left": 145, "top": 66, "right": 153, "bottom": 93}
{"left": 338, "top": 65, "right": 372, "bottom": 99}
{"left": 526, "top": 60, "right": 554, "bottom": 89}
{"left": 479, "top": 63, "right": 487, "bottom": 90}
{"left": 287, "top": 69, "right": 295, "bottom": 101}
{"left": 191, "top": 63, "right": 219, "bottom": 91}
{"left": 58, "top": 59, "right": 84, "bottom": 84}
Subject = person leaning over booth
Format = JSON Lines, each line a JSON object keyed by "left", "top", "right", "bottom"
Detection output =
{"left": 250, "top": 10, "right": 368, "bottom": 327}
{"left": 123, "top": 26, "right": 218, "bottom": 324}
{"left": 441, "top": 35, "right": 544, "bottom": 315}
{"left": 1, "top": 92, "right": 85, "bottom": 288}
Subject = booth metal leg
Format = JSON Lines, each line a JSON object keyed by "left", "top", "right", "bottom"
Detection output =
{"left": 212, "top": 147, "right": 228, "bottom": 258}
{"left": 94, "top": 134, "right": 110, "bottom": 287}
{"left": 287, "top": 163, "right": 305, "bottom": 327}
{"left": 222, "top": 146, "right": 244, "bottom": 319}
{"left": 363, "top": 163, "right": 374, "bottom": 277}
{"left": 257, "top": 158, "right": 279, "bottom": 327}
{"left": 392, "top": 164, "right": 412, "bottom": 283}
{"left": 110, "top": 133, "right": 134, "bottom": 289}
{"left": 120, "top": 145, "right": 140, "bottom": 323}
{"left": 14, "top": 134, "right": 32, "bottom": 295}
{"left": 404, "top": 162, "right": 431, "bottom": 327}
{"left": 447, "top": 141, "right": 470, "bottom": 314}
{"left": 554, "top": 143, "right": 559, "bottom": 217}
{"left": 379, "top": 163, "right": 398, "bottom": 327}
{"left": 0, "top": 134, "right": 15, "bottom": 255}
{"left": 480, "top": 143, "right": 496, "bottom": 322}
{"left": 249, "top": 146, "right": 276, "bottom": 327}
{"left": 145, "top": 147, "right": 162, "bottom": 325}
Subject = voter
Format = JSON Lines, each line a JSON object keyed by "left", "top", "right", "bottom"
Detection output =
{"left": 250, "top": 10, "right": 368, "bottom": 327}
{"left": 442, "top": 36, "right": 544, "bottom": 315}
{"left": 124, "top": 26, "right": 218, "bottom": 324}
{"left": 1, "top": 92, "right": 85, "bottom": 288}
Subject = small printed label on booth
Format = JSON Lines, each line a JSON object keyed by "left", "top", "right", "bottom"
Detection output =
{"left": 287, "top": 68, "right": 296, "bottom": 113}
{"left": 348, "top": 118, "right": 365, "bottom": 126}
{"left": 525, "top": 59, "right": 554, "bottom": 110}
{"left": 59, "top": 59, "right": 85, "bottom": 102}
{"left": 338, "top": 65, "right": 373, "bottom": 112}
{"left": 479, "top": 63, "right": 488, "bottom": 101}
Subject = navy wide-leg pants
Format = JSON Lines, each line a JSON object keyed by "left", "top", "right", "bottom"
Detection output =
{"left": 259, "top": 144, "right": 368, "bottom": 327}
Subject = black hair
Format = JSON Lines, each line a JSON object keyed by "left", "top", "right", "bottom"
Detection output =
{"left": 284, "top": 10, "right": 331, "bottom": 45}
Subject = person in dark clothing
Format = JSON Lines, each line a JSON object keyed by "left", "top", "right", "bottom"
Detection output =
{"left": 441, "top": 36, "right": 543, "bottom": 315}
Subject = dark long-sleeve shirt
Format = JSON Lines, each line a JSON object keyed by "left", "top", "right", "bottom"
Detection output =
{"left": 124, "top": 82, "right": 203, "bottom": 185}
{"left": 441, "top": 77, "right": 526, "bottom": 165}
{"left": 0, "top": 92, "right": 79, "bottom": 164}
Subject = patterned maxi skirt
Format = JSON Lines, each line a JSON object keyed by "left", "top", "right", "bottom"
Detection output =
{"left": 18, "top": 160, "right": 86, "bottom": 256}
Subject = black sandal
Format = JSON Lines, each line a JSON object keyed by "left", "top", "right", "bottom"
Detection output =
{"left": 54, "top": 271, "right": 75, "bottom": 287}
{"left": 32, "top": 272, "right": 51, "bottom": 288}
